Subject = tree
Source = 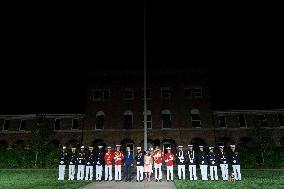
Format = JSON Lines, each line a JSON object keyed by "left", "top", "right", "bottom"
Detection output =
{"left": 250, "top": 124, "right": 275, "bottom": 166}
{"left": 28, "top": 114, "right": 53, "bottom": 167}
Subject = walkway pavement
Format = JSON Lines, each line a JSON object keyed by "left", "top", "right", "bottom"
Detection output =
{"left": 80, "top": 179, "right": 177, "bottom": 189}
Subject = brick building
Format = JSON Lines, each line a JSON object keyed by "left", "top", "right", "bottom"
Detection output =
{"left": 1, "top": 68, "right": 284, "bottom": 152}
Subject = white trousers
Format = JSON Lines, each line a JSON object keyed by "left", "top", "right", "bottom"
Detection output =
{"left": 154, "top": 163, "right": 162, "bottom": 180}
{"left": 232, "top": 165, "right": 242, "bottom": 180}
{"left": 96, "top": 165, "right": 103, "bottom": 180}
{"left": 77, "top": 165, "right": 85, "bottom": 180}
{"left": 58, "top": 165, "right": 66, "bottom": 180}
{"left": 166, "top": 166, "right": 173, "bottom": 181}
{"left": 68, "top": 165, "right": 76, "bottom": 180}
{"left": 85, "top": 166, "right": 93, "bottom": 180}
{"left": 220, "top": 164, "right": 228, "bottom": 180}
{"left": 136, "top": 166, "right": 143, "bottom": 181}
{"left": 177, "top": 165, "right": 185, "bottom": 179}
{"left": 188, "top": 165, "right": 197, "bottom": 180}
{"left": 200, "top": 165, "right": 208, "bottom": 180}
{"left": 209, "top": 166, "right": 218, "bottom": 180}
{"left": 105, "top": 165, "right": 112, "bottom": 181}
{"left": 115, "top": 165, "right": 122, "bottom": 181}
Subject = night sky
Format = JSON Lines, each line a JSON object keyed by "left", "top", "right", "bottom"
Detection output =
{"left": 1, "top": 2, "right": 283, "bottom": 114}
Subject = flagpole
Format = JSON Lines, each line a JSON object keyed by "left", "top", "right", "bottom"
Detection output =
{"left": 143, "top": 0, "right": 147, "bottom": 151}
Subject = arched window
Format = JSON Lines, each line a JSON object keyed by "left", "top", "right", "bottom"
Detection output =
{"left": 191, "top": 109, "right": 201, "bottom": 128}
{"left": 161, "top": 109, "right": 171, "bottom": 129}
{"left": 191, "top": 137, "right": 206, "bottom": 148}
{"left": 124, "top": 110, "right": 133, "bottom": 129}
{"left": 95, "top": 111, "right": 105, "bottom": 130}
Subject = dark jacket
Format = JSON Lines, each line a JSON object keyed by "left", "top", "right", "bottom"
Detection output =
{"left": 176, "top": 150, "right": 186, "bottom": 165}
{"left": 135, "top": 151, "right": 144, "bottom": 166}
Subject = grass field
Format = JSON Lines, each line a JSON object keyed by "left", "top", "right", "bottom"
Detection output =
{"left": 174, "top": 169, "right": 284, "bottom": 189}
{"left": 0, "top": 169, "right": 283, "bottom": 189}
{"left": 0, "top": 169, "right": 92, "bottom": 189}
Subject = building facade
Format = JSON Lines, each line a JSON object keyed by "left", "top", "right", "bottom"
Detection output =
{"left": 1, "top": 68, "right": 284, "bottom": 152}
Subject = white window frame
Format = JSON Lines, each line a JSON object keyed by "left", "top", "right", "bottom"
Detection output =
{"left": 92, "top": 89, "right": 102, "bottom": 101}
{"left": 190, "top": 109, "right": 201, "bottom": 128}
{"left": 124, "top": 110, "right": 133, "bottom": 129}
{"left": 218, "top": 115, "right": 227, "bottom": 128}
{"left": 124, "top": 88, "right": 134, "bottom": 100}
{"left": 161, "top": 87, "right": 171, "bottom": 100}
{"left": 19, "top": 119, "right": 26, "bottom": 131}
{"left": 184, "top": 87, "right": 192, "bottom": 99}
{"left": 192, "top": 87, "right": 203, "bottom": 98}
{"left": 95, "top": 111, "right": 105, "bottom": 130}
{"left": 54, "top": 118, "right": 61, "bottom": 130}
{"left": 238, "top": 114, "right": 247, "bottom": 128}
{"left": 103, "top": 89, "right": 111, "bottom": 101}
{"left": 72, "top": 118, "right": 79, "bottom": 130}
{"left": 278, "top": 113, "right": 284, "bottom": 127}
{"left": 161, "top": 109, "right": 171, "bottom": 129}
{"left": 257, "top": 114, "right": 267, "bottom": 127}
{"left": 2, "top": 119, "right": 10, "bottom": 131}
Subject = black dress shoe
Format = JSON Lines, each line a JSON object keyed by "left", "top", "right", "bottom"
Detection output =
{"left": 159, "top": 180, "right": 162, "bottom": 182}
{"left": 155, "top": 179, "right": 158, "bottom": 182}
{"left": 140, "top": 180, "right": 143, "bottom": 182}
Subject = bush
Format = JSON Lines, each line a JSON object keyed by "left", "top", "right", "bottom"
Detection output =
{"left": 0, "top": 148, "right": 59, "bottom": 169}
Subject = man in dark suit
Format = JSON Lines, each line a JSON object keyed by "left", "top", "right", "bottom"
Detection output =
{"left": 124, "top": 146, "right": 133, "bottom": 181}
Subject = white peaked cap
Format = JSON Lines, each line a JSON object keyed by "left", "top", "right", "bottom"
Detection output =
{"left": 188, "top": 144, "right": 193, "bottom": 147}
{"left": 178, "top": 145, "right": 183, "bottom": 148}
{"left": 81, "top": 146, "right": 85, "bottom": 149}
{"left": 107, "top": 146, "right": 111, "bottom": 149}
{"left": 166, "top": 147, "right": 171, "bottom": 150}
{"left": 199, "top": 145, "right": 204, "bottom": 148}
{"left": 137, "top": 147, "right": 141, "bottom": 149}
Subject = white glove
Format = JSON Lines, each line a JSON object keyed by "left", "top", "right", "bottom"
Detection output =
{"left": 233, "top": 160, "right": 236, "bottom": 163}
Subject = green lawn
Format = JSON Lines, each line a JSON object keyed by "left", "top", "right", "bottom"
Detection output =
{"left": 174, "top": 169, "right": 284, "bottom": 189}
{"left": 0, "top": 169, "right": 92, "bottom": 189}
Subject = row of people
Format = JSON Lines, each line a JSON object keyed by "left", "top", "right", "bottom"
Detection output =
{"left": 58, "top": 144, "right": 241, "bottom": 181}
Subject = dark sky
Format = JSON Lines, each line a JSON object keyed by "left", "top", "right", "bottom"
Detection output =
{"left": 1, "top": 2, "right": 283, "bottom": 114}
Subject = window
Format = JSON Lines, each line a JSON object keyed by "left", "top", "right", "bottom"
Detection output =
{"left": 143, "top": 110, "right": 152, "bottom": 129}
{"left": 278, "top": 113, "right": 284, "bottom": 127}
{"left": 54, "top": 119, "right": 61, "bottom": 130}
{"left": 142, "top": 88, "right": 151, "bottom": 100}
{"left": 193, "top": 88, "right": 202, "bottom": 98}
{"left": 191, "top": 109, "right": 201, "bottom": 127}
{"left": 257, "top": 114, "right": 267, "bottom": 127}
{"left": 218, "top": 115, "right": 226, "bottom": 128}
{"left": 161, "top": 109, "right": 171, "bottom": 128}
{"left": 124, "top": 88, "right": 134, "bottom": 100}
{"left": 124, "top": 110, "right": 133, "bottom": 129}
{"left": 184, "top": 88, "right": 192, "bottom": 98}
{"left": 238, "top": 114, "right": 247, "bottom": 128}
{"left": 19, "top": 119, "right": 26, "bottom": 131}
{"left": 161, "top": 87, "right": 171, "bottom": 99}
{"left": 3, "top": 120, "right": 10, "bottom": 130}
{"left": 95, "top": 111, "right": 105, "bottom": 130}
{"left": 72, "top": 118, "right": 79, "bottom": 129}
{"left": 103, "top": 89, "right": 110, "bottom": 101}
{"left": 93, "top": 89, "right": 102, "bottom": 101}
{"left": 91, "top": 89, "right": 110, "bottom": 101}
